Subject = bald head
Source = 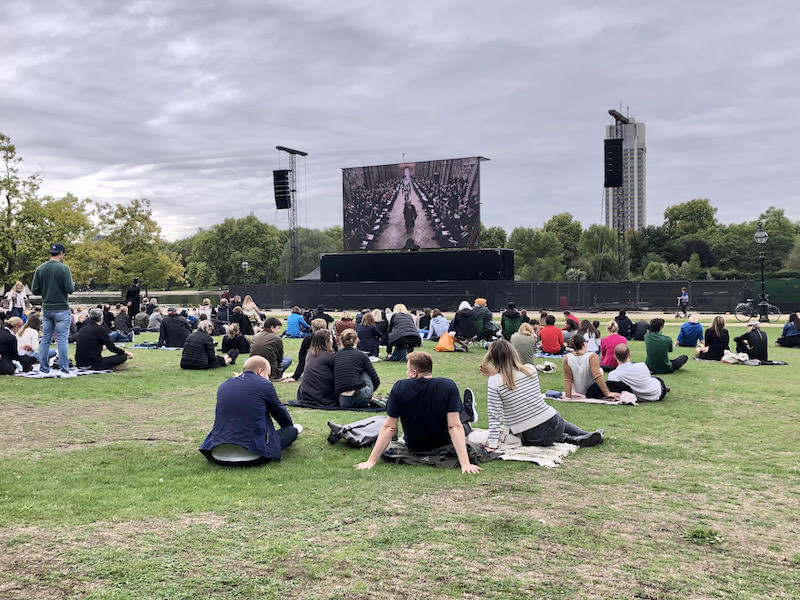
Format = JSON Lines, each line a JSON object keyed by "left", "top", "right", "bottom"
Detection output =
{"left": 243, "top": 355, "right": 271, "bottom": 378}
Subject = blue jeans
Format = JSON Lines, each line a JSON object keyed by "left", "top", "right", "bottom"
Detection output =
{"left": 339, "top": 372, "right": 374, "bottom": 408}
{"left": 39, "top": 309, "right": 71, "bottom": 373}
{"left": 109, "top": 331, "right": 133, "bottom": 343}
{"left": 281, "top": 356, "right": 292, "bottom": 372}
{"left": 387, "top": 344, "right": 409, "bottom": 362}
{"left": 12, "top": 306, "right": 25, "bottom": 318}
{"left": 27, "top": 348, "right": 58, "bottom": 362}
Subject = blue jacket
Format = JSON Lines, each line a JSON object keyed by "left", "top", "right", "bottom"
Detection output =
{"left": 199, "top": 371, "right": 293, "bottom": 461}
{"left": 781, "top": 322, "right": 800, "bottom": 337}
{"left": 676, "top": 321, "right": 704, "bottom": 347}
{"left": 286, "top": 313, "right": 311, "bottom": 338}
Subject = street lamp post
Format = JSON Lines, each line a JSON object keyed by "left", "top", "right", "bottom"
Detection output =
{"left": 241, "top": 260, "right": 249, "bottom": 286}
{"left": 753, "top": 223, "right": 769, "bottom": 322}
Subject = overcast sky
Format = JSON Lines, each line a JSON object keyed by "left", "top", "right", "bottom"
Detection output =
{"left": 3, "top": 1, "right": 799, "bottom": 241}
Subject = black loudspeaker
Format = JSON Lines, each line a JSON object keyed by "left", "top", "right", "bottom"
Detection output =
{"left": 604, "top": 138, "right": 623, "bottom": 188}
{"left": 273, "top": 169, "right": 291, "bottom": 209}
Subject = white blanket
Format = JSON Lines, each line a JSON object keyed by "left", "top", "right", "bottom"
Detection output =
{"left": 467, "top": 428, "right": 578, "bottom": 467}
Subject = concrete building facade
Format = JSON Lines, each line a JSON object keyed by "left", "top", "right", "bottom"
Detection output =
{"left": 605, "top": 120, "right": 646, "bottom": 231}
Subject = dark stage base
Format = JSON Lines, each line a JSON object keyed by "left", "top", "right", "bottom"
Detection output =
{"left": 231, "top": 279, "right": 751, "bottom": 314}
{"left": 320, "top": 248, "right": 514, "bottom": 282}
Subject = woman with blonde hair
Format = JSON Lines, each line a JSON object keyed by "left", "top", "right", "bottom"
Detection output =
{"left": 356, "top": 311, "right": 382, "bottom": 357}
{"left": 480, "top": 340, "right": 603, "bottom": 449}
{"left": 8, "top": 281, "right": 29, "bottom": 318}
{"left": 600, "top": 320, "right": 627, "bottom": 372}
{"left": 371, "top": 308, "right": 389, "bottom": 346}
{"left": 241, "top": 295, "right": 264, "bottom": 327}
{"left": 510, "top": 322, "right": 538, "bottom": 364}
{"left": 16, "top": 313, "right": 57, "bottom": 363}
{"left": 220, "top": 322, "right": 251, "bottom": 355}
{"left": 197, "top": 298, "right": 213, "bottom": 319}
{"left": 386, "top": 303, "right": 420, "bottom": 361}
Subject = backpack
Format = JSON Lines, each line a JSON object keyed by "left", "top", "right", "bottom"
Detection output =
{"left": 435, "top": 332, "right": 455, "bottom": 352}
{"left": 327, "top": 415, "right": 388, "bottom": 447}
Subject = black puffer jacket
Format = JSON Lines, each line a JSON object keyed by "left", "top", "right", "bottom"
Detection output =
{"left": 387, "top": 312, "right": 420, "bottom": 347}
{"left": 180, "top": 330, "right": 219, "bottom": 369}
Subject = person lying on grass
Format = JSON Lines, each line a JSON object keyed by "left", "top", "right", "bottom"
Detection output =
{"left": 199, "top": 355, "right": 303, "bottom": 467}
{"left": 355, "top": 350, "right": 481, "bottom": 474}
{"left": 480, "top": 340, "right": 604, "bottom": 450}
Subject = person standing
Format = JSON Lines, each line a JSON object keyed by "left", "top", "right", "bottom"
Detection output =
{"left": 9, "top": 281, "right": 29, "bottom": 318}
{"left": 30, "top": 243, "right": 76, "bottom": 378}
{"left": 125, "top": 278, "right": 141, "bottom": 317}
{"left": 676, "top": 287, "right": 689, "bottom": 318}
{"left": 403, "top": 199, "right": 417, "bottom": 235}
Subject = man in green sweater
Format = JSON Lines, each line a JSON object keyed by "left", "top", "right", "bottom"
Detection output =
{"left": 30, "top": 243, "right": 76, "bottom": 378}
{"left": 644, "top": 318, "right": 688, "bottom": 374}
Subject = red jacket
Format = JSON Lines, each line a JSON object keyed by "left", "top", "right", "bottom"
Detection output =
{"left": 540, "top": 325, "right": 564, "bottom": 354}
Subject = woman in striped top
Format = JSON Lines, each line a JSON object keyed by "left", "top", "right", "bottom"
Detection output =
{"left": 480, "top": 340, "right": 604, "bottom": 450}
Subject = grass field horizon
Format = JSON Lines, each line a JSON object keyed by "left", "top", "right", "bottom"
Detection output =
{"left": 1, "top": 316, "right": 798, "bottom": 599}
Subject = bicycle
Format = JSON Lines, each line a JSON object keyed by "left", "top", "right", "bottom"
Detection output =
{"left": 734, "top": 298, "right": 781, "bottom": 322}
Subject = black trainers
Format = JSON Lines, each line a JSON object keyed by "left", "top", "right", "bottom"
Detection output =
{"left": 463, "top": 388, "right": 478, "bottom": 423}
{"left": 227, "top": 349, "right": 240, "bottom": 364}
{"left": 575, "top": 429, "right": 604, "bottom": 447}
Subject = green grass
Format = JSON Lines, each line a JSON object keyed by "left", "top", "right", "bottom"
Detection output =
{"left": 1, "top": 320, "right": 798, "bottom": 599}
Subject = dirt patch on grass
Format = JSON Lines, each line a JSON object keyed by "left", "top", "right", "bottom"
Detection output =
{"left": 0, "top": 394, "right": 209, "bottom": 459}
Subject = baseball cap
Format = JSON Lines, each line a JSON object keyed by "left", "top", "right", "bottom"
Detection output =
{"left": 49, "top": 243, "right": 66, "bottom": 255}
{"left": 747, "top": 320, "right": 760, "bottom": 328}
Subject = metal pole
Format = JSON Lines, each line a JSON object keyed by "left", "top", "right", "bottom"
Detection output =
{"left": 758, "top": 249, "right": 768, "bottom": 322}
{"left": 288, "top": 152, "right": 298, "bottom": 283}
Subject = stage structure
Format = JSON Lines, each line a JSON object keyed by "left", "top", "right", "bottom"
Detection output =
{"left": 274, "top": 145, "right": 308, "bottom": 283}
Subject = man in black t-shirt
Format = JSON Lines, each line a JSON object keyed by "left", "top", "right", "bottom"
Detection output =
{"left": 355, "top": 351, "right": 482, "bottom": 474}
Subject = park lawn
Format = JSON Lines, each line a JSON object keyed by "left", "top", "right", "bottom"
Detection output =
{"left": 0, "top": 323, "right": 798, "bottom": 599}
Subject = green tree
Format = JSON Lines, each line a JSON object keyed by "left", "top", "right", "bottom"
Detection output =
{"left": 664, "top": 199, "right": 718, "bottom": 239}
{"left": 543, "top": 213, "right": 582, "bottom": 267}
{"left": 0, "top": 133, "right": 42, "bottom": 285}
{"left": 507, "top": 227, "right": 564, "bottom": 281}
{"left": 187, "top": 215, "right": 286, "bottom": 286}
{"left": 479, "top": 223, "right": 507, "bottom": 249}
{"left": 578, "top": 225, "right": 623, "bottom": 280}
{"left": 687, "top": 252, "right": 703, "bottom": 279}
{"left": 784, "top": 236, "right": 800, "bottom": 271}
{"left": 323, "top": 226, "right": 344, "bottom": 253}
{"left": 758, "top": 207, "right": 796, "bottom": 272}
{"left": 640, "top": 252, "right": 665, "bottom": 275}
{"left": 280, "top": 228, "right": 338, "bottom": 280}
{"left": 70, "top": 238, "right": 126, "bottom": 286}
{"left": 643, "top": 261, "right": 670, "bottom": 280}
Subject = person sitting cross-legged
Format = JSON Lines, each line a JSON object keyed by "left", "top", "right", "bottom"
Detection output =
{"left": 734, "top": 321, "right": 768, "bottom": 362}
{"left": 563, "top": 334, "right": 623, "bottom": 399}
{"left": 199, "top": 356, "right": 302, "bottom": 467}
{"left": 180, "top": 320, "right": 238, "bottom": 370}
{"left": 645, "top": 318, "right": 688, "bottom": 374}
{"left": 250, "top": 317, "right": 292, "bottom": 380}
{"left": 696, "top": 316, "right": 730, "bottom": 361}
{"left": 777, "top": 313, "right": 800, "bottom": 348}
{"left": 608, "top": 343, "right": 669, "bottom": 402}
{"left": 296, "top": 329, "right": 337, "bottom": 407}
{"left": 480, "top": 340, "right": 604, "bottom": 449}
{"left": 355, "top": 350, "right": 482, "bottom": 474}
{"left": 675, "top": 314, "right": 704, "bottom": 348}
{"left": 75, "top": 308, "right": 133, "bottom": 370}
{"left": 158, "top": 306, "right": 193, "bottom": 347}
{"left": 539, "top": 314, "right": 566, "bottom": 355}
{"left": 285, "top": 306, "right": 312, "bottom": 339}
{"left": 220, "top": 322, "right": 251, "bottom": 355}
{"left": 335, "top": 329, "right": 381, "bottom": 408}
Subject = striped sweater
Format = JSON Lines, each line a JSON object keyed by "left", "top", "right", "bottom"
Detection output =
{"left": 486, "top": 366, "right": 556, "bottom": 448}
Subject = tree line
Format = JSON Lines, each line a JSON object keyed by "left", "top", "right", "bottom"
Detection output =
{"left": 3, "top": 131, "right": 800, "bottom": 292}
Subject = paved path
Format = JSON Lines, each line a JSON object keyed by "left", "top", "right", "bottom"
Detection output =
{"left": 374, "top": 181, "right": 438, "bottom": 249}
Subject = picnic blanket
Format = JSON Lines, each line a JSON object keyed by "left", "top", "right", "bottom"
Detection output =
{"left": 381, "top": 438, "right": 500, "bottom": 468}
{"left": 545, "top": 390, "right": 638, "bottom": 406}
{"left": 14, "top": 365, "right": 114, "bottom": 378}
{"left": 467, "top": 428, "right": 578, "bottom": 467}
{"left": 132, "top": 342, "right": 182, "bottom": 350}
{"left": 534, "top": 352, "right": 566, "bottom": 358}
{"left": 285, "top": 400, "right": 386, "bottom": 412}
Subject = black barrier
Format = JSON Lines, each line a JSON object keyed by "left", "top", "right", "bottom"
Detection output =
{"left": 231, "top": 279, "right": 753, "bottom": 314}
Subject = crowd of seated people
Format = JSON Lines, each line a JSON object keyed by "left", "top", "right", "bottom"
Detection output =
{"left": 412, "top": 176, "right": 479, "bottom": 248}
{"left": 343, "top": 180, "right": 401, "bottom": 250}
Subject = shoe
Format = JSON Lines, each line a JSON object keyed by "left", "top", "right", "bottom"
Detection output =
{"left": 59, "top": 371, "right": 78, "bottom": 379}
{"left": 39, "top": 370, "right": 59, "bottom": 378}
{"left": 293, "top": 423, "right": 304, "bottom": 435}
{"left": 227, "top": 349, "right": 240, "bottom": 364}
{"left": 463, "top": 388, "right": 478, "bottom": 423}
{"left": 575, "top": 429, "right": 604, "bottom": 448}
{"left": 665, "top": 385, "right": 671, "bottom": 393}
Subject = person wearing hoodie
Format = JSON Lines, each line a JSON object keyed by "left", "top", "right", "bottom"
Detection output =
{"left": 614, "top": 310, "right": 634, "bottom": 340}
{"left": 500, "top": 303, "right": 523, "bottom": 341}
{"left": 426, "top": 309, "right": 449, "bottom": 341}
{"left": 675, "top": 314, "right": 704, "bottom": 348}
{"left": 449, "top": 301, "right": 476, "bottom": 350}
{"left": 472, "top": 298, "right": 498, "bottom": 341}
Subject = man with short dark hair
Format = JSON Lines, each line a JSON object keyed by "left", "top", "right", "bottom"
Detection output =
{"left": 199, "top": 356, "right": 302, "bottom": 466}
{"left": 250, "top": 317, "right": 291, "bottom": 379}
{"left": 615, "top": 310, "right": 634, "bottom": 339}
{"left": 31, "top": 243, "right": 75, "bottom": 378}
{"left": 609, "top": 343, "right": 668, "bottom": 401}
{"left": 539, "top": 314, "right": 565, "bottom": 354}
{"left": 355, "top": 351, "right": 481, "bottom": 474}
{"left": 312, "top": 305, "right": 334, "bottom": 326}
{"left": 644, "top": 318, "right": 688, "bottom": 374}
{"left": 76, "top": 308, "right": 133, "bottom": 370}
{"left": 158, "top": 306, "right": 193, "bottom": 347}
{"left": 734, "top": 321, "right": 768, "bottom": 362}
{"left": 110, "top": 306, "right": 136, "bottom": 342}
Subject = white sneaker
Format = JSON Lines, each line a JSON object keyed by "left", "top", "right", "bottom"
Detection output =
{"left": 293, "top": 424, "right": 304, "bottom": 435}
{"left": 59, "top": 371, "right": 78, "bottom": 379}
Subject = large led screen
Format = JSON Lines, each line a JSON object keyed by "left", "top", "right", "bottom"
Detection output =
{"left": 343, "top": 156, "right": 481, "bottom": 251}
